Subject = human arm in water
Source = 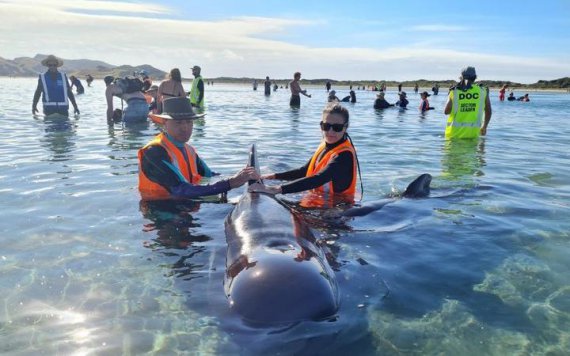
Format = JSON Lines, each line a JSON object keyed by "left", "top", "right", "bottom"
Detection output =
{"left": 251, "top": 152, "right": 353, "bottom": 195}
{"left": 197, "top": 79, "right": 204, "bottom": 105}
{"left": 105, "top": 85, "right": 118, "bottom": 122}
{"left": 480, "top": 88, "right": 492, "bottom": 136}
{"left": 32, "top": 77, "right": 42, "bottom": 115}
{"left": 141, "top": 145, "right": 259, "bottom": 198}
{"left": 290, "top": 80, "right": 311, "bottom": 98}
{"left": 66, "top": 77, "right": 80, "bottom": 114}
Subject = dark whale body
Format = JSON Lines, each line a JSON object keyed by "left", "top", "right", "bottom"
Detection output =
{"left": 341, "top": 173, "right": 432, "bottom": 217}
{"left": 224, "top": 145, "right": 339, "bottom": 325}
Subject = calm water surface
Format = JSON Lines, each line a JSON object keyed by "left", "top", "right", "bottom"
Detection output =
{"left": 1, "top": 78, "right": 569, "bottom": 355}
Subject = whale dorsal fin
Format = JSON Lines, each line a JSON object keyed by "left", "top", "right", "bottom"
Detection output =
{"left": 403, "top": 173, "right": 432, "bottom": 198}
{"left": 248, "top": 144, "right": 261, "bottom": 186}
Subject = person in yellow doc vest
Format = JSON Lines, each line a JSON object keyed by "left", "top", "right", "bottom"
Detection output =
{"left": 444, "top": 66, "right": 492, "bottom": 139}
{"left": 188, "top": 65, "right": 204, "bottom": 108}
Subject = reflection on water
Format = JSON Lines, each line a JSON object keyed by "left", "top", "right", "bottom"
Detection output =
{"left": 107, "top": 121, "right": 150, "bottom": 150}
{"left": 441, "top": 139, "right": 486, "bottom": 185}
{"left": 140, "top": 199, "right": 210, "bottom": 252}
{"left": 192, "top": 117, "right": 206, "bottom": 139}
{"left": 40, "top": 115, "right": 77, "bottom": 162}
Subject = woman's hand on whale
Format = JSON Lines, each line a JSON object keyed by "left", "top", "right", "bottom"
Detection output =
{"left": 248, "top": 182, "right": 282, "bottom": 195}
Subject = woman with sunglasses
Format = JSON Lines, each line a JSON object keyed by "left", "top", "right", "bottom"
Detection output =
{"left": 250, "top": 103, "right": 357, "bottom": 205}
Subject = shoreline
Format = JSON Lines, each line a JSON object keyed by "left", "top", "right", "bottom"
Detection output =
{"left": 3, "top": 75, "right": 569, "bottom": 93}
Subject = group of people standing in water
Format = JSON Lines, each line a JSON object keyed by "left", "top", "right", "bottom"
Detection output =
{"left": 104, "top": 66, "right": 205, "bottom": 124}
{"left": 31, "top": 55, "right": 494, "bottom": 206}
{"left": 138, "top": 96, "right": 357, "bottom": 206}
{"left": 499, "top": 84, "right": 530, "bottom": 102}
{"left": 138, "top": 66, "right": 493, "bottom": 205}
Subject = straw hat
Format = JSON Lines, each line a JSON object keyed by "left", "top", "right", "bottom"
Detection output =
{"left": 41, "top": 55, "right": 63, "bottom": 67}
{"left": 149, "top": 97, "right": 205, "bottom": 124}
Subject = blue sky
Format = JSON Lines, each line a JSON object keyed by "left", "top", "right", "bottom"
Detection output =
{"left": 1, "top": 0, "right": 568, "bottom": 83}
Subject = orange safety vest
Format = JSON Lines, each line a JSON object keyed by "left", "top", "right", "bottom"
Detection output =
{"left": 138, "top": 132, "right": 202, "bottom": 200}
{"left": 301, "top": 139, "right": 357, "bottom": 208}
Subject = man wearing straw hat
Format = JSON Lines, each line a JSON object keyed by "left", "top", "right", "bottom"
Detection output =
{"left": 138, "top": 97, "right": 259, "bottom": 200}
{"left": 32, "top": 54, "right": 80, "bottom": 117}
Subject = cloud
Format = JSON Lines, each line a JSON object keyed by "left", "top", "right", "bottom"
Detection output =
{"left": 6, "top": 0, "right": 169, "bottom": 15}
{"left": 0, "top": 1, "right": 566, "bottom": 83}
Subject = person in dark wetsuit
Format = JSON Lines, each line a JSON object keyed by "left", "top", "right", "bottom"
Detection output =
{"left": 264, "top": 76, "right": 271, "bottom": 95}
{"left": 328, "top": 90, "right": 340, "bottom": 102}
{"left": 86, "top": 74, "right": 94, "bottom": 87}
{"left": 374, "top": 92, "right": 394, "bottom": 109}
{"left": 139, "top": 97, "right": 259, "bottom": 200}
{"left": 395, "top": 91, "right": 409, "bottom": 108}
{"left": 518, "top": 93, "right": 530, "bottom": 102}
{"left": 69, "top": 75, "right": 85, "bottom": 94}
{"left": 341, "top": 90, "right": 357, "bottom": 103}
{"left": 249, "top": 103, "right": 357, "bottom": 199}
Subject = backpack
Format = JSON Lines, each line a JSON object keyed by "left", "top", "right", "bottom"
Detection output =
{"left": 115, "top": 77, "right": 144, "bottom": 93}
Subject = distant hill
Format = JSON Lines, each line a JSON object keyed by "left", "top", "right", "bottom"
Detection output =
{"left": 532, "top": 77, "right": 570, "bottom": 89}
{"left": 0, "top": 54, "right": 167, "bottom": 80}
{"left": 1, "top": 54, "right": 567, "bottom": 89}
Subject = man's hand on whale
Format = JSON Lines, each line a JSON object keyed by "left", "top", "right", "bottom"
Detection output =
{"left": 229, "top": 167, "right": 260, "bottom": 188}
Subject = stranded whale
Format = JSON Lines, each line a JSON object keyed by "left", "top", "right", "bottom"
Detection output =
{"left": 341, "top": 173, "right": 432, "bottom": 217}
{"left": 224, "top": 145, "right": 339, "bottom": 325}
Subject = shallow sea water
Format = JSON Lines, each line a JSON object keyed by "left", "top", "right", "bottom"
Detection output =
{"left": 1, "top": 77, "right": 569, "bottom": 355}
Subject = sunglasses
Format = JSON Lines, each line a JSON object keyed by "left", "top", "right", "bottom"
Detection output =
{"left": 320, "top": 122, "right": 346, "bottom": 132}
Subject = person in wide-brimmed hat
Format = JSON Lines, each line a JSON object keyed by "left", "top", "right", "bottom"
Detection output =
{"left": 374, "top": 91, "right": 394, "bottom": 109}
{"left": 32, "top": 54, "right": 80, "bottom": 117}
{"left": 40, "top": 54, "right": 64, "bottom": 67}
{"left": 138, "top": 97, "right": 259, "bottom": 200}
{"left": 443, "top": 66, "right": 492, "bottom": 139}
{"left": 327, "top": 90, "right": 340, "bottom": 102}
{"left": 395, "top": 91, "right": 409, "bottom": 108}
